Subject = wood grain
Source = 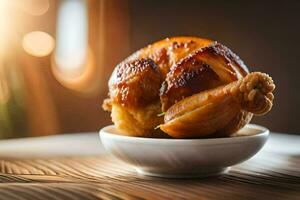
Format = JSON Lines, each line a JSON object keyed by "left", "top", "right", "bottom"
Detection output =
{"left": 0, "top": 152, "right": 299, "bottom": 200}
{"left": 0, "top": 132, "right": 299, "bottom": 200}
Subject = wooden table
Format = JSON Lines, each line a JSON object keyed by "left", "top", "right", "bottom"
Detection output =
{"left": 0, "top": 131, "right": 299, "bottom": 200}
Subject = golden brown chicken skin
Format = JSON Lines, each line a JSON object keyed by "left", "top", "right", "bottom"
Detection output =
{"left": 103, "top": 36, "right": 275, "bottom": 138}
{"left": 103, "top": 37, "right": 214, "bottom": 136}
{"left": 160, "top": 72, "right": 275, "bottom": 138}
{"left": 160, "top": 43, "right": 249, "bottom": 111}
{"left": 108, "top": 59, "right": 162, "bottom": 108}
{"left": 126, "top": 37, "right": 213, "bottom": 77}
{"left": 103, "top": 59, "right": 164, "bottom": 137}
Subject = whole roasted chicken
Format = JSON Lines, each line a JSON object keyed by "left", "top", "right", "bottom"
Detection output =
{"left": 103, "top": 37, "right": 275, "bottom": 138}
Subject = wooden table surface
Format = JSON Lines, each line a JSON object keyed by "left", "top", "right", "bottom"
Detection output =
{"left": 0, "top": 131, "right": 299, "bottom": 200}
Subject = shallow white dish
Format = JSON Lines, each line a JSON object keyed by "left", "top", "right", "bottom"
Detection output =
{"left": 99, "top": 124, "right": 269, "bottom": 178}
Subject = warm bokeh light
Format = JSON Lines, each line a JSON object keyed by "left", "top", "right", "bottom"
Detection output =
{"left": 52, "top": 48, "right": 97, "bottom": 93}
{"left": 53, "top": 0, "right": 100, "bottom": 94}
{"left": 0, "top": 0, "right": 13, "bottom": 51}
{"left": 22, "top": 31, "right": 55, "bottom": 57}
{"left": 17, "top": 0, "right": 50, "bottom": 16}
{"left": 55, "top": 0, "right": 88, "bottom": 76}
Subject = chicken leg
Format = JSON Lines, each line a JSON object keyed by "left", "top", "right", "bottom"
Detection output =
{"left": 160, "top": 72, "right": 275, "bottom": 138}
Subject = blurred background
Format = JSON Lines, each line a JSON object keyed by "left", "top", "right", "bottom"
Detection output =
{"left": 0, "top": 0, "right": 299, "bottom": 138}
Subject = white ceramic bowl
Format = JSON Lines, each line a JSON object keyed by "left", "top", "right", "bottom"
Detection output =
{"left": 100, "top": 124, "right": 269, "bottom": 178}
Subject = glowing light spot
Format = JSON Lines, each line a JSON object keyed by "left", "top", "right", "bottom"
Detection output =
{"left": 55, "top": 0, "right": 88, "bottom": 75}
{"left": 22, "top": 31, "right": 55, "bottom": 57}
{"left": 52, "top": 0, "right": 100, "bottom": 95}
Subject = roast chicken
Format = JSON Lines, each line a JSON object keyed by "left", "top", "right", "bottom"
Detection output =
{"left": 102, "top": 37, "right": 275, "bottom": 138}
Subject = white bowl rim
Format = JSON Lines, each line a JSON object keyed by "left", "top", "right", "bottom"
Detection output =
{"left": 100, "top": 124, "right": 269, "bottom": 146}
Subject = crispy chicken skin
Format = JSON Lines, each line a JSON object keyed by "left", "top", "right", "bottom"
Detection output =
{"left": 125, "top": 37, "right": 213, "bottom": 77}
{"left": 108, "top": 59, "right": 162, "bottom": 109}
{"left": 103, "top": 59, "right": 164, "bottom": 137}
{"left": 160, "top": 43, "right": 249, "bottom": 111}
{"left": 103, "top": 37, "right": 212, "bottom": 112}
{"left": 160, "top": 72, "right": 275, "bottom": 138}
{"left": 103, "top": 37, "right": 214, "bottom": 136}
{"left": 103, "top": 37, "right": 275, "bottom": 138}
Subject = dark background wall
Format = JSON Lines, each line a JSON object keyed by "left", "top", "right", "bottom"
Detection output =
{"left": 128, "top": 0, "right": 300, "bottom": 133}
